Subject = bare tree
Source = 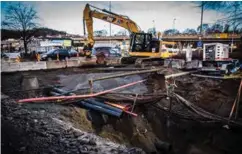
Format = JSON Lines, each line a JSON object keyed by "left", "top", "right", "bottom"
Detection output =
{"left": 94, "top": 30, "right": 108, "bottom": 37}
{"left": 114, "top": 30, "right": 128, "bottom": 36}
{"left": 197, "top": 23, "right": 210, "bottom": 34}
{"left": 183, "top": 28, "right": 197, "bottom": 35}
{"left": 163, "top": 29, "right": 180, "bottom": 36}
{"left": 2, "top": 2, "right": 39, "bottom": 55}
{"left": 203, "top": 2, "right": 242, "bottom": 30}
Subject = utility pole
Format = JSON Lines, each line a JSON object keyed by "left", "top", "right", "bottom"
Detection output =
{"left": 152, "top": 20, "right": 156, "bottom": 37}
{"left": 172, "top": 18, "right": 176, "bottom": 35}
{"left": 109, "top": 1, "right": 111, "bottom": 45}
{"left": 109, "top": 1, "right": 111, "bottom": 37}
{"left": 200, "top": 1, "right": 204, "bottom": 35}
{"left": 231, "top": 2, "right": 237, "bottom": 53}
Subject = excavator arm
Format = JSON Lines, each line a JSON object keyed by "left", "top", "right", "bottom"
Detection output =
{"left": 83, "top": 3, "right": 140, "bottom": 56}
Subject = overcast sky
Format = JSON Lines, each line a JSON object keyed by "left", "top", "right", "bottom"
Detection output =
{"left": 1, "top": 1, "right": 224, "bottom": 35}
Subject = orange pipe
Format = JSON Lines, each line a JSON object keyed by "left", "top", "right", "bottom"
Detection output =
{"left": 105, "top": 102, "right": 126, "bottom": 109}
{"left": 105, "top": 102, "right": 137, "bottom": 117}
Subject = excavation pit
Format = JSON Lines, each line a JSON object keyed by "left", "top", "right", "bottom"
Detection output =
{"left": 2, "top": 68, "right": 242, "bottom": 154}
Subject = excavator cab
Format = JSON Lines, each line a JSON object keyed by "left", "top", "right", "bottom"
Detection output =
{"left": 130, "top": 33, "right": 160, "bottom": 53}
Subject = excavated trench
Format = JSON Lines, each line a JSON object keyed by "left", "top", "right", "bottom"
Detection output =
{"left": 2, "top": 68, "right": 242, "bottom": 154}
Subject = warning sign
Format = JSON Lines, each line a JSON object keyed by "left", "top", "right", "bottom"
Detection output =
{"left": 63, "top": 40, "right": 72, "bottom": 47}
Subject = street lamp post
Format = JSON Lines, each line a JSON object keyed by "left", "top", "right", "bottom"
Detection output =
{"left": 200, "top": 1, "right": 204, "bottom": 35}
{"left": 109, "top": 1, "right": 111, "bottom": 45}
{"left": 231, "top": 3, "right": 238, "bottom": 53}
{"left": 172, "top": 18, "right": 176, "bottom": 35}
{"left": 109, "top": 1, "right": 111, "bottom": 37}
{"left": 152, "top": 20, "right": 156, "bottom": 37}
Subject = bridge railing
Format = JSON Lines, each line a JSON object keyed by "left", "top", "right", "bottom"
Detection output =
{"left": 70, "top": 34, "right": 241, "bottom": 41}
{"left": 162, "top": 33, "right": 241, "bottom": 39}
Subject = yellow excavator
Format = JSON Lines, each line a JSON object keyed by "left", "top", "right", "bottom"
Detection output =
{"left": 83, "top": 3, "right": 178, "bottom": 66}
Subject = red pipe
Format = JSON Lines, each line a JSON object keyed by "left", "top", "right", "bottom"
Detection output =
{"left": 18, "top": 79, "right": 146, "bottom": 103}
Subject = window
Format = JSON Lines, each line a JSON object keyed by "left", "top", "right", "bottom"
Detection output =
{"left": 131, "top": 33, "right": 152, "bottom": 52}
{"left": 135, "top": 34, "right": 145, "bottom": 45}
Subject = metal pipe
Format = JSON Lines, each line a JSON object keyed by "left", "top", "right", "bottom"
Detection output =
{"left": 18, "top": 79, "right": 146, "bottom": 103}
{"left": 89, "top": 67, "right": 164, "bottom": 83}
{"left": 79, "top": 101, "right": 122, "bottom": 117}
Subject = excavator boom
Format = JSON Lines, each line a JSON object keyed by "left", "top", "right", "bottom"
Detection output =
{"left": 83, "top": 3, "right": 140, "bottom": 48}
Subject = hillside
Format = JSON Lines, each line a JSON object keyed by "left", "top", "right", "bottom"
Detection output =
{"left": 1, "top": 28, "right": 68, "bottom": 40}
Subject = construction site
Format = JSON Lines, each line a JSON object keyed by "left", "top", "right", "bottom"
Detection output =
{"left": 2, "top": 1, "right": 242, "bottom": 154}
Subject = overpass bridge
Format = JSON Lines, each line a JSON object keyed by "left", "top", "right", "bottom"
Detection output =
{"left": 72, "top": 34, "right": 241, "bottom": 41}
{"left": 71, "top": 34, "right": 242, "bottom": 48}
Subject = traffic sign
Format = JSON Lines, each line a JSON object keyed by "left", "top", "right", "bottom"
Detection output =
{"left": 197, "top": 41, "right": 203, "bottom": 47}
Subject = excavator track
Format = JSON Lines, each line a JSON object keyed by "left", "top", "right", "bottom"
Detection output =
{"left": 135, "top": 57, "right": 165, "bottom": 68}
{"left": 121, "top": 57, "right": 165, "bottom": 68}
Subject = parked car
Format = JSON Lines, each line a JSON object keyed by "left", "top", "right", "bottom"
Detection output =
{"left": 40, "top": 49, "right": 70, "bottom": 61}
{"left": 92, "top": 46, "right": 121, "bottom": 58}
{"left": 68, "top": 49, "right": 79, "bottom": 57}
{"left": 1, "top": 52, "right": 21, "bottom": 62}
{"left": 1, "top": 52, "right": 21, "bottom": 59}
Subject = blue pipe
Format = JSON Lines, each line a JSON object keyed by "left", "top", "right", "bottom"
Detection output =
{"left": 79, "top": 101, "right": 122, "bottom": 117}
{"left": 52, "top": 87, "right": 74, "bottom": 96}
{"left": 50, "top": 91, "right": 61, "bottom": 96}
{"left": 85, "top": 98, "right": 123, "bottom": 113}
